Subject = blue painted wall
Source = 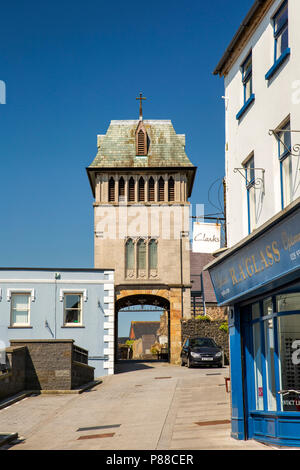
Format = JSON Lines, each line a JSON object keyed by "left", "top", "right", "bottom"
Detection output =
{"left": 0, "top": 268, "right": 114, "bottom": 378}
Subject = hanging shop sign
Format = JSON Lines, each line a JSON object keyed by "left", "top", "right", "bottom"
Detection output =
{"left": 207, "top": 208, "right": 300, "bottom": 305}
{"left": 192, "top": 223, "right": 221, "bottom": 254}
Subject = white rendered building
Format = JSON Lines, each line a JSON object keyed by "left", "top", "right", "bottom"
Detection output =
{"left": 214, "top": 0, "right": 300, "bottom": 247}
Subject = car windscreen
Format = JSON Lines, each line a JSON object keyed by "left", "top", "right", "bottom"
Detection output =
{"left": 189, "top": 338, "right": 217, "bottom": 348}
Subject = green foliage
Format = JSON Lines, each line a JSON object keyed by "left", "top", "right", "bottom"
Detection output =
{"left": 151, "top": 346, "right": 159, "bottom": 355}
{"left": 195, "top": 315, "right": 212, "bottom": 322}
{"left": 219, "top": 322, "right": 229, "bottom": 333}
{"left": 125, "top": 340, "right": 134, "bottom": 349}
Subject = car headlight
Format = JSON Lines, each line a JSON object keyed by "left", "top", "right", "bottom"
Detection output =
{"left": 190, "top": 352, "right": 201, "bottom": 358}
{"left": 215, "top": 352, "right": 222, "bottom": 358}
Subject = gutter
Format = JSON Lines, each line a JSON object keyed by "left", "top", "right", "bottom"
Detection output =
{"left": 213, "top": 0, "right": 268, "bottom": 76}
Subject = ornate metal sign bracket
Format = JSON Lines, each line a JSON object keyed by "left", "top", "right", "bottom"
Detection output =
{"left": 233, "top": 167, "right": 265, "bottom": 193}
{"left": 269, "top": 129, "right": 300, "bottom": 157}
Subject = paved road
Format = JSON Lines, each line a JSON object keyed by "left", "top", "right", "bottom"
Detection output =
{"left": 0, "top": 361, "right": 269, "bottom": 450}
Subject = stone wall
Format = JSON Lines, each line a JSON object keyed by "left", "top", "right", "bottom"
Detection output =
{"left": 8, "top": 340, "right": 94, "bottom": 392}
{"left": 181, "top": 319, "right": 229, "bottom": 365}
{"left": 0, "top": 346, "right": 27, "bottom": 400}
{"left": 205, "top": 304, "right": 228, "bottom": 321}
{"left": 72, "top": 362, "right": 95, "bottom": 389}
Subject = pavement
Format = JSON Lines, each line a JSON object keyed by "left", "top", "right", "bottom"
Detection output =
{"left": 0, "top": 361, "right": 271, "bottom": 450}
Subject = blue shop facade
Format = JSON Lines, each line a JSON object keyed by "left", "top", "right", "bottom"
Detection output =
{"left": 206, "top": 200, "right": 300, "bottom": 447}
{"left": 0, "top": 268, "right": 115, "bottom": 378}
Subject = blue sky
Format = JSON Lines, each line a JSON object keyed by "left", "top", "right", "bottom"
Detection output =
{"left": 0, "top": 0, "right": 254, "bottom": 335}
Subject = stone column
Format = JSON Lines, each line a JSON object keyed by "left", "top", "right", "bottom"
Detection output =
{"left": 144, "top": 175, "right": 149, "bottom": 203}
{"left": 124, "top": 175, "right": 129, "bottom": 203}
{"left": 154, "top": 176, "right": 158, "bottom": 202}
{"left": 95, "top": 174, "right": 101, "bottom": 203}
{"left": 169, "top": 288, "right": 183, "bottom": 365}
{"left": 164, "top": 174, "right": 168, "bottom": 202}
{"left": 115, "top": 174, "right": 119, "bottom": 202}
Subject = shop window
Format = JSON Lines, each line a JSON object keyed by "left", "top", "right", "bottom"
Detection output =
{"left": 264, "top": 318, "right": 277, "bottom": 411}
{"left": 11, "top": 293, "right": 30, "bottom": 326}
{"left": 253, "top": 320, "right": 264, "bottom": 410}
{"left": 277, "top": 313, "right": 300, "bottom": 412}
{"left": 64, "top": 294, "right": 82, "bottom": 325}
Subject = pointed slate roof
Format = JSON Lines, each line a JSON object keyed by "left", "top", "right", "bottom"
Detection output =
{"left": 87, "top": 119, "right": 196, "bottom": 196}
{"left": 89, "top": 120, "right": 194, "bottom": 169}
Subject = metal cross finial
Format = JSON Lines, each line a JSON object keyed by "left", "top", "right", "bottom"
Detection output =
{"left": 136, "top": 92, "right": 146, "bottom": 120}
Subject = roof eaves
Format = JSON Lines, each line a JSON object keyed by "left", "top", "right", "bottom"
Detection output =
{"left": 213, "top": 0, "right": 269, "bottom": 77}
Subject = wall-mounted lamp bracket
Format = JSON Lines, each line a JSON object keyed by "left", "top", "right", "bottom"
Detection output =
{"left": 233, "top": 167, "right": 265, "bottom": 193}
{"left": 269, "top": 129, "right": 300, "bottom": 157}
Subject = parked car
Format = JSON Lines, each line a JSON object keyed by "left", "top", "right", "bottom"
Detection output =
{"left": 180, "top": 337, "right": 223, "bottom": 368}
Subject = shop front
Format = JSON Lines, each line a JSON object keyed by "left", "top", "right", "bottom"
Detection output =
{"left": 205, "top": 199, "right": 300, "bottom": 447}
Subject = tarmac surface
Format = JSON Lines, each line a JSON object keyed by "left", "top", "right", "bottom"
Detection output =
{"left": 0, "top": 361, "right": 271, "bottom": 451}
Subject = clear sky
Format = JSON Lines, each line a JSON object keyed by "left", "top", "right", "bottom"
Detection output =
{"left": 0, "top": 0, "right": 254, "bottom": 335}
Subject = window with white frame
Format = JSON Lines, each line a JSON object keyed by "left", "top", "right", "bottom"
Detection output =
{"left": 64, "top": 293, "right": 83, "bottom": 325}
{"left": 11, "top": 293, "right": 30, "bottom": 326}
{"left": 244, "top": 155, "right": 256, "bottom": 233}
{"left": 273, "top": 1, "right": 288, "bottom": 62}
{"left": 278, "top": 120, "right": 292, "bottom": 208}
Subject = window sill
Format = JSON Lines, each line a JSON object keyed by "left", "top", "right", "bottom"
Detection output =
{"left": 61, "top": 325, "right": 85, "bottom": 328}
{"left": 236, "top": 94, "right": 255, "bottom": 121}
{"left": 8, "top": 326, "right": 32, "bottom": 329}
{"left": 265, "top": 47, "right": 290, "bottom": 81}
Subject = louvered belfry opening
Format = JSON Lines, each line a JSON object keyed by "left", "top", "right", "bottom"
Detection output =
{"left": 148, "top": 177, "right": 155, "bottom": 202}
{"left": 138, "top": 177, "right": 145, "bottom": 202}
{"left": 158, "top": 177, "right": 165, "bottom": 202}
{"left": 168, "top": 177, "right": 175, "bottom": 202}
{"left": 137, "top": 130, "right": 145, "bottom": 155}
{"left": 108, "top": 177, "right": 115, "bottom": 202}
{"left": 136, "top": 121, "right": 148, "bottom": 156}
{"left": 128, "top": 177, "right": 135, "bottom": 202}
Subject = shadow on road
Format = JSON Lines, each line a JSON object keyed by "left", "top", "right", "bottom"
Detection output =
{"left": 115, "top": 359, "right": 166, "bottom": 374}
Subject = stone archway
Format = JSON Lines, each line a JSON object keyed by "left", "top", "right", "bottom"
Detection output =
{"left": 115, "top": 287, "right": 183, "bottom": 365}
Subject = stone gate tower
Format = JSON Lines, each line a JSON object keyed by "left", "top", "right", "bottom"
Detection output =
{"left": 87, "top": 103, "right": 196, "bottom": 368}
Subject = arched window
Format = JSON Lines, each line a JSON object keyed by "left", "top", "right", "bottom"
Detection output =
{"left": 125, "top": 239, "right": 134, "bottom": 270}
{"left": 149, "top": 239, "right": 158, "bottom": 270}
{"left": 137, "top": 239, "right": 146, "bottom": 270}
{"left": 138, "top": 177, "right": 145, "bottom": 202}
{"left": 168, "top": 177, "right": 175, "bottom": 202}
{"left": 119, "top": 177, "right": 125, "bottom": 202}
{"left": 128, "top": 177, "right": 135, "bottom": 202}
{"left": 108, "top": 177, "right": 115, "bottom": 202}
{"left": 158, "top": 177, "right": 164, "bottom": 202}
{"left": 148, "top": 177, "right": 155, "bottom": 202}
